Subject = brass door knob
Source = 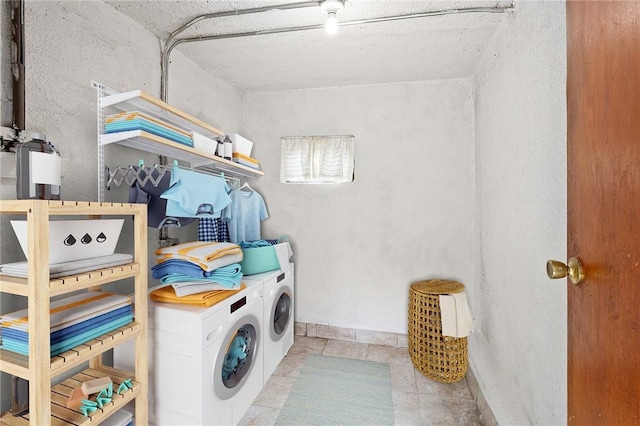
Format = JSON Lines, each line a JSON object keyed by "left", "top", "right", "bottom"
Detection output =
{"left": 546, "top": 257, "right": 584, "bottom": 285}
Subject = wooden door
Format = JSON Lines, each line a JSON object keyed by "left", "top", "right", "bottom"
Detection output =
{"left": 566, "top": 1, "right": 640, "bottom": 423}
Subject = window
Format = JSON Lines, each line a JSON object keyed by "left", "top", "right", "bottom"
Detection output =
{"left": 280, "top": 135, "right": 355, "bottom": 184}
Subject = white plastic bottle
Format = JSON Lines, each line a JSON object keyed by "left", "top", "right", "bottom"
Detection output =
{"left": 223, "top": 135, "right": 233, "bottom": 161}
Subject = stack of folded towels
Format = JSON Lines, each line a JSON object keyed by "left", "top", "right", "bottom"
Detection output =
{"left": 0, "top": 292, "right": 132, "bottom": 357}
{"left": 150, "top": 241, "right": 245, "bottom": 306}
{"left": 105, "top": 111, "right": 193, "bottom": 147}
{"left": 232, "top": 152, "right": 260, "bottom": 170}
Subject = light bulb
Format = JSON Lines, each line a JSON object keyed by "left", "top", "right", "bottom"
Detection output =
{"left": 326, "top": 11, "right": 338, "bottom": 35}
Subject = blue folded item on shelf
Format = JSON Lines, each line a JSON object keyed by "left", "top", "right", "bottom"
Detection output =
{"left": 152, "top": 259, "right": 206, "bottom": 279}
{"left": 105, "top": 119, "right": 193, "bottom": 147}
{"left": 160, "top": 273, "right": 241, "bottom": 287}
{"left": 0, "top": 291, "right": 131, "bottom": 333}
{"left": 160, "top": 263, "right": 243, "bottom": 289}
{"left": 151, "top": 254, "right": 243, "bottom": 280}
{"left": 232, "top": 159, "right": 260, "bottom": 170}
{"left": 1, "top": 305, "right": 132, "bottom": 344}
{"left": 0, "top": 314, "right": 133, "bottom": 357}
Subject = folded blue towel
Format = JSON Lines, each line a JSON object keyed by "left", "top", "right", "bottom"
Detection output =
{"left": 152, "top": 259, "right": 207, "bottom": 279}
{"left": 1, "top": 315, "right": 133, "bottom": 357}
{"left": 105, "top": 119, "right": 192, "bottom": 146}
{"left": 160, "top": 264, "right": 243, "bottom": 289}
{"left": 232, "top": 159, "right": 260, "bottom": 170}
{"left": 151, "top": 256, "right": 244, "bottom": 279}
{"left": 1, "top": 305, "right": 132, "bottom": 344}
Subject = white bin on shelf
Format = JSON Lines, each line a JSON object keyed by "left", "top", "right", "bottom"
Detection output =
{"left": 228, "top": 134, "right": 254, "bottom": 157}
{"left": 192, "top": 132, "right": 217, "bottom": 155}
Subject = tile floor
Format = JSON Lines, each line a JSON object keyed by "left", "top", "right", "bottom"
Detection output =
{"left": 239, "top": 336, "right": 483, "bottom": 425}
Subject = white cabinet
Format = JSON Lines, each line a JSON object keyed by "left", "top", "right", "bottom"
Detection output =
{"left": 0, "top": 200, "right": 148, "bottom": 425}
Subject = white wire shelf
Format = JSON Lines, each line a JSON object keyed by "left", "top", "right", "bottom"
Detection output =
{"left": 93, "top": 82, "right": 263, "bottom": 200}
{"left": 99, "top": 130, "right": 263, "bottom": 177}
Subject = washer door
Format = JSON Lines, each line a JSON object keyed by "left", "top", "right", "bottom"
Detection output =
{"left": 270, "top": 286, "right": 292, "bottom": 341}
{"left": 213, "top": 314, "right": 260, "bottom": 400}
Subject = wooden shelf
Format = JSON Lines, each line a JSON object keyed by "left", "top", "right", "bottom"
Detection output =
{"left": 0, "top": 263, "right": 140, "bottom": 297}
{"left": 0, "top": 366, "right": 140, "bottom": 426}
{"left": 0, "top": 322, "right": 142, "bottom": 380}
{"left": 0, "top": 200, "right": 148, "bottom": 425}
{"left": 0, "top": 200, "right": 147, "bottom": 215}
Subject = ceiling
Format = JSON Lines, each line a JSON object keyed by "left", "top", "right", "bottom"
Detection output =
{"left": 106, "top": 0, "right": 514, "bottom": 92}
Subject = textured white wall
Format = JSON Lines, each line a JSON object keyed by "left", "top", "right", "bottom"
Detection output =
{"left": 24, "top": 0, "right": 161, "bottom": 201}
{"left": 242, "top": 81, "right": 475, "bottom": 334}
{"left": 470, "top": 2, "right": 567, "bottom": 424}
{"left": 0, "top": 0, "right": 242, "bottom": 413}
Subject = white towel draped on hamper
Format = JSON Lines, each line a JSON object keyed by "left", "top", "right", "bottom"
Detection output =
{"left": 439, "top": 290, "right": 474, "bottom": 338}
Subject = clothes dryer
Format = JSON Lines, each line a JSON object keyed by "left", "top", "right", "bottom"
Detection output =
{"left": 114, "top": 281, "right": 264, "bottom": 425}
{"left": 244, "top": 264, "right": 294, "bottom": 384}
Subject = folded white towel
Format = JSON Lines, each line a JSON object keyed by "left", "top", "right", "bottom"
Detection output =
{"left": 439, "top": 290, "right": 474, "bottom": 338}
{"left": 155, "top": 241, "right": 241, "bottom": 270}
{"left": 0, "top": 253, "right": 133, "bottom": 279}
{"left": 171, "top": 281, "right": 239, "bottom": 297}
{"left": 274, "top": 242, "right": 293, "bottom": 273}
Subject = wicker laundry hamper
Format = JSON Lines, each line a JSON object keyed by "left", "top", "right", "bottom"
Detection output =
{"left": 408, "top": 279, "right": 468, "bottom": 383}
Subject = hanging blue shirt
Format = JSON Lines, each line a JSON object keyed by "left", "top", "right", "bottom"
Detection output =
{"left": 161, "top": 165, "right": 231, "bottom": 218}
{"left": 223, "top": 189, "right": 269, "bottom": 244}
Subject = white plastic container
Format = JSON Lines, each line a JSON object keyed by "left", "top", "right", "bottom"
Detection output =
{"left": 192, "top": 132, "right": 217, "bottom": 155}
{"left": 228, "top": 134, "right": 254, "bottom": 157}
{"left": 10, "top": 219, "right": 124, "bottom": 264}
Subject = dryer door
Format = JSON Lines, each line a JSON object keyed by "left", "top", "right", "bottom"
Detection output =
{"left": 213, "top": 314, "right": 260, "bottom": 400}
{"left": 271, "top": 285, "right": 292, "bottom": 341}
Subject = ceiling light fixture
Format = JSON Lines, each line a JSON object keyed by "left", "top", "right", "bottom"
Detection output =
{"left": 320, "top": 0, "right": 344, "bottom": 35}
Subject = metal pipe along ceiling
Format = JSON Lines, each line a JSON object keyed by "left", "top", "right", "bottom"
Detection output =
{"left": 160, "top": 3, "right": 514, "bottom": 101}
{"left": 161, "top": 1, "right": 322, "bottom": 100}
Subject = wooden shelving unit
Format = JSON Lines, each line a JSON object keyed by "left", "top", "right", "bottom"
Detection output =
{"left": 0, "top": 200, "right": 148, "bottom": 426}
{"left": 93, "top": 82, "right": 264, "bottom": 202}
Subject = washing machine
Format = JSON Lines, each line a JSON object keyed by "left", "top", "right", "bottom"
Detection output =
{"left": 114, "top": 280, "right": 264, "bottom": 425}
{"left": 243, "top": 263, "right": 294, "bottom": 384}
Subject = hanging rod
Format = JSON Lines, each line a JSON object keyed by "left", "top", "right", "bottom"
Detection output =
{"left": 106, "top": 162, "right": 240, "bottom": 190}
{"left": 160, "top": 4, "right": 514, "bottom": 102}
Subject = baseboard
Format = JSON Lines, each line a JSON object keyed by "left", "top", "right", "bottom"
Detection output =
{"left": 294, "top": 321, "right": 408, "bottom": 348}
{"left": 465, "top": 365, "right": 499, "bottom": 425}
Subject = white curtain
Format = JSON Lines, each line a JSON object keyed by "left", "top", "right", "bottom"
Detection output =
{"left": 280, "top": 136, "right": 355, "bottom": 183}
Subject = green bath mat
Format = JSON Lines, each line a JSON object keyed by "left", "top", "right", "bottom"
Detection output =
{"left": 276, "top": 354, "right": 394, "bottom": 425}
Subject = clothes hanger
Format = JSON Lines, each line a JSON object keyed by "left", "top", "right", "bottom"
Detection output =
{"left": 239, "top": 180, "right": 254, "bottom": 192}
